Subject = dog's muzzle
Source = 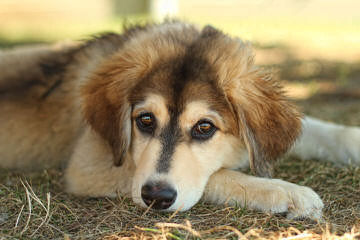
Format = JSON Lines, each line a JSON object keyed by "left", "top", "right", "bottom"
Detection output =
{"left": 141, "top": 181, "right": 177, "bottom": 210}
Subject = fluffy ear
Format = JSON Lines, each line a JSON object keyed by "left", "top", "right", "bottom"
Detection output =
{"left": 204, "top": 33, "right": 302, "bottom": 177}
{"left": 82, "top": 79, "right": 132, "bottom": 166}
{"left": 227, "top": 69, "right": 302, "bottom": 177}
{"left": 81, "top": 50, "right": 141, "bottom": 166}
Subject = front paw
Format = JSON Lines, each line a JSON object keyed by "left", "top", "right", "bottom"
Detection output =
{"left": 241, "top": 179, "right": 324, "bottom": 220}
{"left": 276, "top": 180, "right": 323, "bottom": 220}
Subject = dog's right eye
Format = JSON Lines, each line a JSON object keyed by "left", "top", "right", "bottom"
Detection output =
{"left": 136, "top": 113, "right": 156, "bottom": 134}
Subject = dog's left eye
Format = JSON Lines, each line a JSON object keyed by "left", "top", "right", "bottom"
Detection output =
{"left": 136, "top": 113, "right": 156, "bottom": 134}
{"left": 191, "top": 120, "right": 217, "bottom": 140}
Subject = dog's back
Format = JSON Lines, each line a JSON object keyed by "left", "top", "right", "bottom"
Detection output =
{"left": 0, "top": 30, "right": 141, "bottom": 170}
{"left": 0, "top": 43, "right": 83, "bottom": 169}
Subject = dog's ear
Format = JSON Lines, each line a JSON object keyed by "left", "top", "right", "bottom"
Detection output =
{"left": 81, "top": 51, "right": 144, "bottom": 166}
{"left": 226, "top": 68, "right": 302, "bottom": 177}
{"left": 82, "top": 77, "right": 132, "bottom": 166}
{"left": 204, "top": 34, "right": 302, "bottom": 177}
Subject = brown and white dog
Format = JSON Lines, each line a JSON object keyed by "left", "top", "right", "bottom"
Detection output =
{"left": 1, "top": 21, "right": 359, "bottom": 220}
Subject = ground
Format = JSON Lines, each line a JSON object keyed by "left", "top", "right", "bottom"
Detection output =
{"left": 1, "top": 39, "right": 360, "bottom": 240}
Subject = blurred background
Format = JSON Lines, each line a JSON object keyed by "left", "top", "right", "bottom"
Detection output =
{"left": 1, "top": 0, "right": 360, "bottom": 124}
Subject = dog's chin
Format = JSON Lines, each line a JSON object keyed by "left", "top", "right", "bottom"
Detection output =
{"left": 166, "top": 190, "right": 203, "bottom": 212}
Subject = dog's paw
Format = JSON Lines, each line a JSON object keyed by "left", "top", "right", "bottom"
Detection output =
{"left": 277, "top": 181, "right": 324, "bottom": 220}
{"left": 245, "top": 179, "right": 324, "bottom": 220}
{"left": 205, "top": 170, "right": 323, "bottom": 220}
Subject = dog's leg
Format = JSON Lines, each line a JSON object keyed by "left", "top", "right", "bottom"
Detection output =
{"left": 203, "top": 169, "right": 323, "bottom": 220}
{"left": 290, "top": 116, "right": 360, "bottom": 165}
{"left": 65, "top": 127, "right": 134, "bottom": 197}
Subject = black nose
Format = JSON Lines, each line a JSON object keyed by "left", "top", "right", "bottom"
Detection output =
{"left": 141, "top": 182, "right": 177, "bottom": 210}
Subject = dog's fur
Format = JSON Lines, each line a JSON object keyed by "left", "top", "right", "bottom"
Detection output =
{"left": 1, "top": 21, "right": 359, "bottom": 219}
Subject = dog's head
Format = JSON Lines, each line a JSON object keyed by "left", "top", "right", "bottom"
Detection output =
{"left": 82, "top": 22, "right": 302, "bottom": 211}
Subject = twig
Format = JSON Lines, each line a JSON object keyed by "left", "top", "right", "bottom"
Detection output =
{"left": 14, "top": 204, "right": 25, "bottom": 229}
{"left": 20, "top": 180, "right": 32, "bottom": 236}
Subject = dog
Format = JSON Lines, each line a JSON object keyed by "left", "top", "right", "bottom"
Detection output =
{"left": 1, "top": 21, "right": 359, "bottom": 220}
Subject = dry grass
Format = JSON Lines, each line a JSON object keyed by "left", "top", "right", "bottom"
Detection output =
{"left": 1, "top": 41, "right": 360, "bottom": 239}
{"left": 1, "top": 157, "right": 359, "bottom": 239}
